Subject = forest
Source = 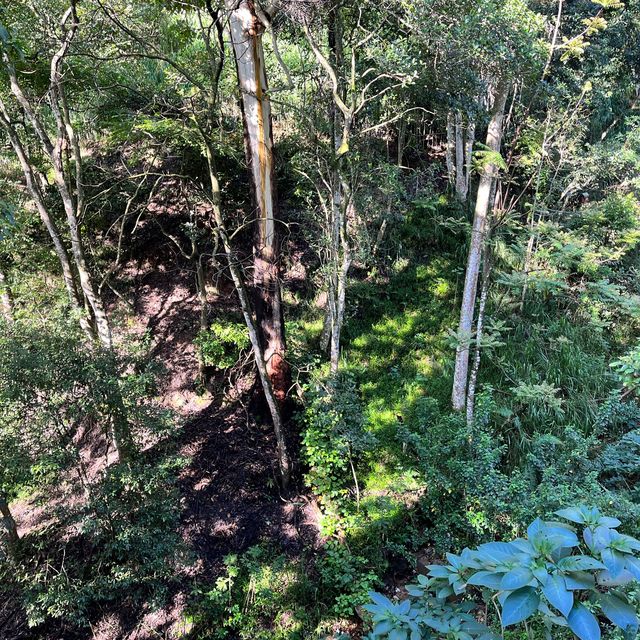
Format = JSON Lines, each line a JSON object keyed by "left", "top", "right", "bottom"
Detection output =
{"left": 1, "top": 0, "right": 640, "bottom": 638}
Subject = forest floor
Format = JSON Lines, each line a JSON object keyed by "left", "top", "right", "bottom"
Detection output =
{"left": 1, "top": 213, "right": 324, "bottom": 640}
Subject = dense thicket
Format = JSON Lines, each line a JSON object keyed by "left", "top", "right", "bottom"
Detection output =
{"left": 1, "top": 0, "right": 639, "bottom": 638}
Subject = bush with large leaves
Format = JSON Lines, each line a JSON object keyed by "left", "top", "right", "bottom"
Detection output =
{"left": 365, "top": 506, "right": 640, "bottom": 640}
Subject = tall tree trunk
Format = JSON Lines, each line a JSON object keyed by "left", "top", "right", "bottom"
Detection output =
{"left": 466, "top": 243, "right": 492, "bottom": 426}
{"left": 451, "top": 80, "right": 509, "bottom": 411}
{"left": 446, "top": 111, "right": 456, "bottom": 185}
{"left": 0, "top": 96, "right": 94, "bottom": 340}
{"left": 205, "top": 144, "right": 291, "bottom": 487}
{"left": 0, "top": 267, "right": 14, "bottom": 324}
{"left": 227, "top": 0, "right": 289, "bottom": 405}
{"left": 0, "top": 491, "right": 19, "bottom": 558}
{"left": 455, "top": 111, "right": 467, "bottom": 201}
{"left": 465, "top": 116, "right": 476, "bottom": 195}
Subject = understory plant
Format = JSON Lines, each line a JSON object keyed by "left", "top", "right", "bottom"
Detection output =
{"left": 365, "top": 506, "right": 640, "bottom": 640}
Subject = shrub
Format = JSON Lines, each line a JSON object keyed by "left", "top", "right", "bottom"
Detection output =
{"left": 195, "top": 320, "right": 250, "bottom": 370}
{"left": 301, "top": 372, "right": 376, "bottom": 516}
{"left": 365, "top": 507, "right": 640, "bottom": 640}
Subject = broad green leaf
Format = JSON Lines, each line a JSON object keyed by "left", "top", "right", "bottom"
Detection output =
{"left": 542, "top": 574, "right": 573, "bottom": 616}
{"left": 558, "top": 555, "right": 606, "bottom": 571}
{"left": 624, "top": 556, "right": 640, "bottom": 580}
{"left": 500, "top": 567, "right": 534, "bottom": 591}
{"left": 389, "top": 628, "right": 408, "bottom": 640}
{"left": 567, "top": 603, "right": 601, "bottom": 640}
{"left": 467, "top": 570, "right": 504, "bottom": 589}
{"left": 602, "top": 548, "right": 626, "bottom": 578}
{"left": 598, "top": 593, "right": 639, "bottom": 634}
{"left": 565, "top": 571, "right": 595, "bottom": 590}
{"left": 501, "top": 587, "right": 540, "bottom": 627}
{"left": 556, "top": 507, "right": 586, "bottom": 524}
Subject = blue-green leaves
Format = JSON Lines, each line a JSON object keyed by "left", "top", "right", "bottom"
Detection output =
{"left": 501, "top": 587, "right": 539, "bottom": 626}
{"left": 542, "top": 574, "right": 573, "bottom": 616}
{"left": 567, "top": 603, "right": 601, "bottom": 640}
{"left": 366, "top": 507, "right": 640, "bottom": 640}
{"left": 598, "top": 593, "right": 639, "bottom": 636}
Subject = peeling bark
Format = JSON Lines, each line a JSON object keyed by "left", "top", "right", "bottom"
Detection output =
{"left": 451, "top": 80, "right": 509, "bottom": 411}
{"left": 227, "top": 0, "right": 289, "bottom": 404}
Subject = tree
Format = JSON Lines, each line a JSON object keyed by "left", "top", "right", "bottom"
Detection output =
{"left": 226, "top": 0, "right": 290, "bottom": 403}
{"left": 451, "top": 78, "right": 509, "bottom": 412}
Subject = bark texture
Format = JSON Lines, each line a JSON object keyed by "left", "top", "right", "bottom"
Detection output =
{"left": 227, "top": 0, "right": 289, "bottom": 404}
{"left": 451, "top": 80, "right": 509, "bottom": 411}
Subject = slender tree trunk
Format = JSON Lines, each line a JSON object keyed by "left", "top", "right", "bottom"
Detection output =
{"left": 0, "top": 267, "right": 13, "bottom": 323}
{"left": 446, "top": 111, "right": 456, "bottom": 185}
{"left": 227, "top": 0, "right": 289, "bottom": 405}
{"left": 397, "top": 117, "right": 406, "bottom": 167}
{"left": 0, "top": 491, "right": 19, "bottom": 558}
{"left": 451, "top": 80, "right": 509, "bottom": 411}
{"left": 455, "top": 111, "right": 467, "bottom": 201}
{"left": 466, "top": 244, "right": 492, "bottom": 426}
{"left": 205, "top": 145, "right": 291, "bottom": 487}
{"left": 465, "top": 116, "right": 476, "bottom": 195}
{"left": 0, "top": 96, "right": 95, "bottom": 339}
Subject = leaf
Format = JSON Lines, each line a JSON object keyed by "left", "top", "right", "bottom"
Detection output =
{"left": 598, "top": 593, "right": 639, "bottom": 634}
{"left": 567, "top": 603, "right": 601, "bottom": 640}
{"left": 543, "top": 574, "right": 573, "bottom": 616}
{"left": 556, "top": 507, "right": 586, "bottom": 524}
{"left": 501, "top": 587, "right": 540, "bottom": 627}
{"left": 500, "top": 567, "right": 534, "bottom": 591}
{"left": 427, "top": 565, "right": 451, "bottom": 578}
{"left": 373, "top": 620, "right": 394, "bottom": 635}
{"left": 597, "top": 569, "right": 635, "bottom": 586}
{"left": 370, "top": 592, "right": 394, "bottom": 609}
{"left": 475, "top": 541, "right": 522, "bottom": 565}
{"left": 602, "top": 548, "right": 626, "bottom": 578}
{"left": 599, "top": 517, "right": 622, "bottom": 528}
{"left": 565, "top": 571, "right": 596, "bottom": 591}
{"left": 624, "top": 556, "right": 640, "bottom": 580}
{"left": 389, "top": 628, "right": 408, "bottom": 640}
{"left": 593, "top": 526, "right": 612, "bottom": 551}
{"left": 467, "top": 570, "right": 504, "bottom": 589}
{"left": 558, "top": 556, "right": 607, "bottom": 571}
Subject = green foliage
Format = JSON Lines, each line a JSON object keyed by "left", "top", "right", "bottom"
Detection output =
{"left": 185, "top": 546, "right": 318, "bottom": 640}
{"left": 611, "top": 344, "right": 640, "bottom": 395}
{"left": 317, "top": 540, "right": 380, "bottom": 618}
{"left": 14, "top": 459, "right": 185, "bottom": 628}
{"left": 366, "top": 508, "right": 640, "bottom": 640}
{"left": 301, "top": 372, "right": 376, "bottom": 516}
{"left": 195, "top": 320, "right": 250, "bottom": 370}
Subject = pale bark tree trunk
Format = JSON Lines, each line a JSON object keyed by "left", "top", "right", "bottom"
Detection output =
{"left": 0, "top": 491, "right": 19, "bottom": 558}
{"left": 446, "top": 111, "right": 456, "bottom": 185}
{"left": 205, "top": 144, "right": 291, "bottom": 487}
{"left": 451, "top": 80, "right": 509, "bottom": 411}
{"left": 0, "top": 95, "right": 94, "bottom": 340}
{"left": 1, "top": 12, "right": 112, "bottom": 349}
{"left": 455, "top": 111, "right": 467, "bottom": 201}
{"left": 1, "top": 8, "right": 134, "bottom": 461}
{"left": 466, "top": 243, "right": 492, "bottom": 426}
{"left": 227, "top": 0, "right": 289, "bottom": 405}
{"left": 0, "top": 267, "right": 14, "bottom": 324}
{"left": 465, "top": 116, "right": 476, "bottom": 195}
